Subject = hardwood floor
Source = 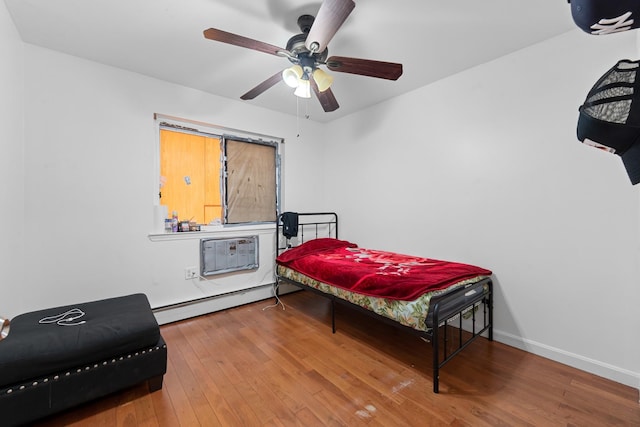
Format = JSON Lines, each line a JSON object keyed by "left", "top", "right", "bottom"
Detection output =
{"left": 37, "top": 290, "right": 639, "bottom": 426}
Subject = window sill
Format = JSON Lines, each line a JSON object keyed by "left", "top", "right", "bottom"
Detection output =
{"left": 148, "top": 223, "right": 276, "bottom": 242}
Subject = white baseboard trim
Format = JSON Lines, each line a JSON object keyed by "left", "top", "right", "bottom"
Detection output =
{"left": 494, "top": 329, "right": 640, "bottom": 393}
{"left": 153, "top": 286, "right": 273, "bottom": 325}
{"left": 151, "top": 282, "right": 299, "bottom": 325}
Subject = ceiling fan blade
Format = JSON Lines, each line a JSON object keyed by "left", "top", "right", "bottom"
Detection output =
{"left": 204, "top": 28, "right": 285, "bottom": 56}
{"left": 311, "top": 78, "right": 340, "bottom": 112}
{"left": 326, "top": 56, "right": 403, "bottom": 80}
{"left": 305, "top": 0, "right": 355, "bottom": 54}
{"left": 240, "top": 71, "right": 283, "bottom": 100}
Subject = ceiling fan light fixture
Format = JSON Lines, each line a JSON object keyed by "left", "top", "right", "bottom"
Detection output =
{"left": 203, "top": 0, "right": 401, "bottom": 113}
{"left": 294, "top": 78, "right": 311, "bottom": 98}
{"left": 313, "top": 68, "right": 333, "bottom": 92}
{"left": 282, "top": 64, "right": 303, "bottom": 88}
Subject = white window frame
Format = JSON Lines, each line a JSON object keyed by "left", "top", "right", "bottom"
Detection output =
{"left": 150, "top": 113, "right": 283, "bottom": 239}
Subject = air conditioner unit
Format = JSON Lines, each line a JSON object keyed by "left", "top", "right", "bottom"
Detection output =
{"left": 200, "top": 236, "right": 259, "bottom": 277}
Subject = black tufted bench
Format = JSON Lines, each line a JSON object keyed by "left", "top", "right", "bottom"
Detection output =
{"left": 0, "top": 293, "right": 167, "bottom": 426}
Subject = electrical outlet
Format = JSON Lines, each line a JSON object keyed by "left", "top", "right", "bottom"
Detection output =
{"left": 185, "top": 267, "right": 198, "bottom": 280}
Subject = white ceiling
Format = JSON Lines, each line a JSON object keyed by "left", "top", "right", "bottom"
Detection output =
{"left": 4, "top": 0, "right": 577, "bottom": 123}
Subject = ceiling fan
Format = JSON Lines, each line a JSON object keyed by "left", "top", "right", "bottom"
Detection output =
{"left": 203, "top": 0, "right": 403, "bottom": 112}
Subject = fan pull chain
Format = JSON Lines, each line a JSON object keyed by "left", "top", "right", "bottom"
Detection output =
{"left": 296, "top": 96, "right": 300, "bottom": 137}
{"left": 296, "top": 97, "right": 310, "bottom": 138}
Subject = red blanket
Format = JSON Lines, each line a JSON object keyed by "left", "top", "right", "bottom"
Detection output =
{"left": 277, "top": 238, "right": 492, "bottom": 301}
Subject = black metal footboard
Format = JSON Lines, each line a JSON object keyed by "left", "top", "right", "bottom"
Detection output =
{"left": 429, "top": 278, "right": 493, "bottom": 392}
{"left": 275, "top": 212, "right": 493, "bottom": 393}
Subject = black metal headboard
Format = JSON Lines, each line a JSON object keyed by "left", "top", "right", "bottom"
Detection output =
{"left": 276, "top": 212, "right": 338, "bottom": 253}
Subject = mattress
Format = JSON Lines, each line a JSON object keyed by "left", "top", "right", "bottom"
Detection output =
{"left": 0, "top": 293, "right": 160, "bottom": 387}
{"left": 277, "top": 265, "right": 490, "bottom": 332}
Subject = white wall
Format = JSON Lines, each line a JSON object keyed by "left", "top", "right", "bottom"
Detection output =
{"left": 0, "top": 1, "right": 25, "bottom": 309}
{"left": 11, "top": 41, "right": 327, "bottom": 320}
{"left": 4, "top": 0, "right": 638, "bottom": 390}
{"left": 324, "top": 30, "right": 640, "bottom": 389}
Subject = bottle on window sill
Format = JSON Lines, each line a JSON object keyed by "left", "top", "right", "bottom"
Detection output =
{"left": 171, "top": 211, "right": 178, "bottom": 232}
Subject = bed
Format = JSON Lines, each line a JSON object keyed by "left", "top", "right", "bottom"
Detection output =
{"left": 275, "top": 212, "right": 493, "bottom": 393}
{"left": 0, "top": 293, "right": 167, "bottom": 426}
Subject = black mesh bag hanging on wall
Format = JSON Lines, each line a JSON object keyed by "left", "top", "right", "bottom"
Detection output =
{"left": 577, "top": 59, "right": 640, "bottom": 184}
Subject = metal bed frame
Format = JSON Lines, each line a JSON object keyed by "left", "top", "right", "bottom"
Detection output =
{"left": 275, "top": 212, "right": 493, "bottom": 393}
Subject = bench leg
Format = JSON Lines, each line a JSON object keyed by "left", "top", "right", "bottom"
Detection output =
{"left": 148, "top": 375, "right": 164, "bottom": 392}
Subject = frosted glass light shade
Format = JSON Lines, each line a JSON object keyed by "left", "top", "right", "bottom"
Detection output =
{"left": 294, "top": 79, "right": 311, "bottom": 98}
{"left": 282, "top": 65, "right": 303, "bottom": 88}
{"left": 313, "top": 68, "right": 333, "bottom": 92}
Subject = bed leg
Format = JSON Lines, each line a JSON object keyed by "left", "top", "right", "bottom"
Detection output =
{"left": 488, "top": 282, "right": 494, "bottom": 341}
{"left": 331, "top": 298, "right": 336, "bottom": 334}
{"left": 432, "top": 325, "right": 440, "bottom": 393}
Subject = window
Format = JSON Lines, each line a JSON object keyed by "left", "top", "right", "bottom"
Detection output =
{"left": 224, "top": 138, "right": 278, "bottom": 223}
{"left": 156, "top": 115, "right": 281, "bottom": 226}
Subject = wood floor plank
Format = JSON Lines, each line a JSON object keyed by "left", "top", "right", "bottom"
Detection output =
{"left": 253, "top": 360, "right": 313, "bottom": 415}
{"left": 179, "top": 351, "right": 243, "bottom": 426}
{"left": 201, "top": 356, "right": 264, "bottom": 425}
{"left": 132, "top": 395, "right": 158, "bottom": 426}
{"left": 160, "top": 327, "right": 205, "bottom": 426}
{"left": 245, "top": 374, "right": 298, "bottom": 425}
{"left": 115, "top": 401, "right": 138, "bottom": 427}
{"left": 149, "top": 384, "right": 181, "bottom": 427}
{"left": 32, "top": 290, "right": 640, "bottom": 426}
